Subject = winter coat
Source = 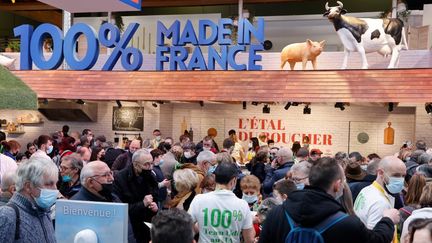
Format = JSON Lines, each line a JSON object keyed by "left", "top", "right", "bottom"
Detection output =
{"left": 259, "top": 186, "right": 395, "bottom": 243}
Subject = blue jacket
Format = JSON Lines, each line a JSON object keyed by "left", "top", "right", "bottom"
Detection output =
{"left": 263, "top": 161, "right": 294, "bottom": 195}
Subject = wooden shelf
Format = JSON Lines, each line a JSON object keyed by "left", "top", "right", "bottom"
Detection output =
{"left": 7, "top": 131, "right": 25, "bottom": 134}
{"left": 18, "top": 121, "right": 43, "bottom": 125}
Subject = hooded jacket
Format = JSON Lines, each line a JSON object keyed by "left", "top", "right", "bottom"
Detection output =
{"left": 259, "top": 186, "right": 395, "bottom": 243}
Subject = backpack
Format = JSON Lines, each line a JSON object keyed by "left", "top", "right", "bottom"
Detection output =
{"left": 284, "top": 211, "right": 348, "bottom": 243}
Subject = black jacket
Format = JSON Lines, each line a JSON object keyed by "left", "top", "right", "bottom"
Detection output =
{"left": 113, "top": 164, "right": 158, "bottom": 243}
{"left": 259, "top": 187, "right": 395, "bottom": 243}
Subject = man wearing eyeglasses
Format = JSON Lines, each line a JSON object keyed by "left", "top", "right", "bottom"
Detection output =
{"left": 113, "top": 149, "right": 159, "bottom": 243}
{"left": 71, "top": 161, "right": 137, "bottom": 243}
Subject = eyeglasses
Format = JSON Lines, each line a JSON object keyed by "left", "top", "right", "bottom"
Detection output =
{"left": 291, "top": 176, "right": 308, "bottom": 183}
{"left": 92, "top": 171, "right": 113, "bottom": 178}
{"left": 59, "top": 166, "right": 72, "bottom": 171}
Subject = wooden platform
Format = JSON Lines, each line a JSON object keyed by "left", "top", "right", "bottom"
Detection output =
{"left": 11, "top": 68, "right": 432, "bottom": 103}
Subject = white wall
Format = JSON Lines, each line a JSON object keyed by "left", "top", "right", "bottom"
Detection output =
{"left": 3, "top": 102, "right": 428, "bottom": 158}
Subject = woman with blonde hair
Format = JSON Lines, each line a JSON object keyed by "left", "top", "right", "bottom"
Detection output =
{"left": 168, "top": 168, "right": 199, "bottom": 211}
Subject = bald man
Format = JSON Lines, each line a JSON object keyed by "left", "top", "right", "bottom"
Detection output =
{"left": 71, "top": 161, "right": 137, "bottom": 243}
{"left": 112, "top": 139, "right": 141, "bottom": 171}
{"left": 354, "top": 156, "right": 406, "bottom": 229}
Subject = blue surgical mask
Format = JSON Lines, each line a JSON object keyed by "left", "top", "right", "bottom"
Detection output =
{"left": 207, "top": 165, "right": 217, "bottom": 175}
{"left": 47, "top": 145, "right": 53, "bottom": 154}
{"left": 34, "top": 188, "right": 59, "bottom": 209}
{"left": 385, "top": 175, "right": 405, "bottom": 194}
{"left": 158, "top": 159, "right": 164, "bottom": 166}
{"left": 296, "top": 183, "right": 305, "bottom": 190}
{"left": 242, "top": 193, "right": 258, "bottom": 204}
{"left": 62, "top": 175, "right": 72, "bottom": 183}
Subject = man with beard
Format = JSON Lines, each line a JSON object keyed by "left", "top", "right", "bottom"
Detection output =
{"left": 113, "top": 149, "right": 159, "bottom": 243}
{"left": 112, "top": 139, "right": 141, "bottom": 171}
{"left": 71, "top": 161, "right": 136, "bottom": 243}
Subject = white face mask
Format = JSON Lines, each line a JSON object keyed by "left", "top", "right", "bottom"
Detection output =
{"left": 242, "top": 193, "right": 258, "bottom": 204}
{"left": 360, "top": 165, "right": 368, "bottom": 171}
{"left": 184, "top": 151, "right": 193, "bottom": 159}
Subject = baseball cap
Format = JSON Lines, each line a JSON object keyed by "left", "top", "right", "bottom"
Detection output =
{"left": 310, "top": 149, "right": 323, "bottom": 155}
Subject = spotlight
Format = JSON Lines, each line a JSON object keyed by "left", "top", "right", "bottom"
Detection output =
{"left": 42, "top": 98, "right": 48, "bottom": 105}
{"left": 263, "top": 104, "right": 270, "bottom": 114}
{"left": 284, "top": 102, "right": 292, "bottom": 110}
{"left": 199, "top": 101, "right": 204, "bottom": 107}
{"left": 251, "top": 102, "right": 259, "bottom": 106}
{"left": 335, "top": 102, "right": 345, "bottom": 111}
{"left": 157, "top": 101, "right": 164, "bottom": 105}
{"left": 292, "top": 102, "right": 299, "bottom": 106}
{"left": 303, "top": 105, "right": 311, "bottom": 114}
{"left": 243, "top": 101, "right": 247, "bottom": 110}
{"left": 152, "top": 102, "right": 158, "bottom": 108}
{"left": 76, "top": 99, "right": 85, "bottom": 105}
{"left": 116, "top": 100, "right": 122, "bottom": 108}
{"left": 388, "top": 102, "right": 394, "bottom": 112}
{"left": 425, "top": 103, "right": 432, "bottom": 115}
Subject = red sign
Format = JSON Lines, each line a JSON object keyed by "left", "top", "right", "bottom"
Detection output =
{"left": 237, "top": 117, "right": 333, "bottom": 146}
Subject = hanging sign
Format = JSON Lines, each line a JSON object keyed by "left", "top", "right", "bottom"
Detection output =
{"left": 13, "top": 18, "right": 264, "bottom": 71}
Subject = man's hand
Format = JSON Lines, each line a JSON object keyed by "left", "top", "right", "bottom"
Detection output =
{"left": 149, "top": 202, "right": 158, "bottom": 212}
{"left": 383, "top": 208, "right": 400, "bottom": 224}
{"left": 161, "top": 179, "right": 171, "bottom": 188}
{"left": 143, "top": 194, "right": 153, "bottom": 207}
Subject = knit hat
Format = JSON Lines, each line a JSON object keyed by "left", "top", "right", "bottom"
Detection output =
{"left": 345, "top": 162, "right": 366, "bottom": 181}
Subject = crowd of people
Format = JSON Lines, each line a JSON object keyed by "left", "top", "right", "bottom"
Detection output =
{"left": 0, "top": 126, "right": 432, "bottom": 243}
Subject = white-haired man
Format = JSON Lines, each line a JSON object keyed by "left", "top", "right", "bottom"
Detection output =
{"left": 0, "top": 171, "right": 16, "bottom": 205}
{"left": 71, "top": 160, "right": 137, "bottom": 243}
{"left": 196, "top": 150, "right": 217, "bottom": 176}
{"left": 0, "top": 157, "right": 58, "bottom": 242}
{"left": 263, "top": 147, "right": 295, "bottom": 195}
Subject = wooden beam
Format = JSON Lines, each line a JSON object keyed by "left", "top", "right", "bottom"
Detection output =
{"left": 141, "top": 0, "right": 304, "bottom": 7}
{"left": 0, "top": 2, "right": 57, "bottom": 11}
{"left": 11, "top": 69, "right": 432, "bottom": 103}
{"left": 9, "top": 10, "right": 62, "bottom": 27}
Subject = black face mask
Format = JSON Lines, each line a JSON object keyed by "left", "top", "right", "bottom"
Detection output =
{"left": 99, "top": 156, "right": 105, "bottom": 161}
{"left": 140, "top": 170, "right": 152, "bottom": 178}
{"left": 93, "top": 180, "right": 113, "bottom": 201}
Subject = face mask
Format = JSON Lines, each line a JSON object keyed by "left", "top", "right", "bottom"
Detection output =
{"left": 99, "top": 183, "right": 113, "bottom": 200}
{"left": 385, "top": 175, "right": 405, "bottom": 194}
{"left": 242, "top": 193, "right": 258, "bottom": 204}
{"left": 184, "top": 151, "right": 193, "bottom": 159}
{"left": 360, "top": 165, "right": 368, "bottom": 171}
{"left": 99, "top": 155, "right": 105, "bottom": 161}
{"left": 34, "top": 188, "right": 58, "bottom": 209}
{"left": 157, "top": 159, "right": 164, "bottom": 167}
{"left": 248, "top": 142, "right": 253, "bottom": 148}
{"left": 156, "top": 136, "right": 161, "bottom": 141}
{"left": 62, "top": 175, "right": 72, "bottom": 183}
{"left": 140, "top": 170, "right": 153, "bottom": 179}
{"left": 207, "top": 165, "right": 217, "bottom": 176}
{"left": 47, "top": 145, "right": 53, "bottom": 154}
{"left": 296, "top": 183, "right": 305, "bottom": 190}
{"left": 203, "top": 147, "right": 211, "bottom": 151}
{"left": 93, "top": 141, "right": 98, "bottom": 147}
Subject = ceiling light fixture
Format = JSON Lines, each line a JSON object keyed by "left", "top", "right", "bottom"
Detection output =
{"left": 243, "top": 101, "right": 247, "bottom": 110}
{"left": 335, "top": 102, "right": 345, "bottom": 111}
{"left": 263, "top": 104, "right": 270, "bottom": 114}
{"left": 116, "top": 100, "right": 122, "bottom": 108}
{"left": 76, "top": 99, "right": 85, "bottom": 105}
{"left": 284, "top": 102, "right": 292, "bottom": 110}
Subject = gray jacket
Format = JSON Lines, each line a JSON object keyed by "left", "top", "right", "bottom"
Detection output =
{"left": 0, "top": 193, "right": 56, "bottom": 243}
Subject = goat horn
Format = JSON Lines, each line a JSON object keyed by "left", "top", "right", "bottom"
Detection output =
{"left": 325, "top": 2, "right": 330, "bottom": 10}
{"left": 337, "top": 1, "right": 343, "bottom": 8}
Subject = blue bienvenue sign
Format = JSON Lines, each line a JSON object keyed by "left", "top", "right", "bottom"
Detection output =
{"left": 13, "top": 18, "right": 264, "bottom": 71}
{"left": 55, "top": 199, "right": 128, "bottom": 243}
